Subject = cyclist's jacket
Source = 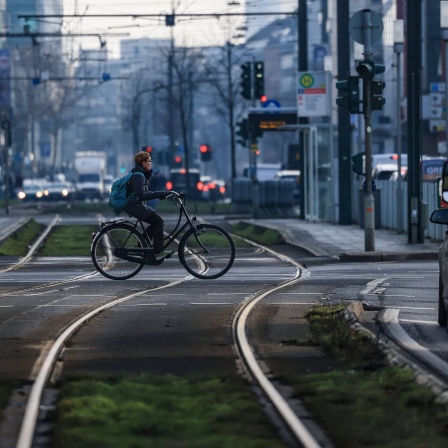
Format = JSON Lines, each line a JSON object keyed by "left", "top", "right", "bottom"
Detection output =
{"left": 126, "top": 166, "right": 168, "bottom": 206}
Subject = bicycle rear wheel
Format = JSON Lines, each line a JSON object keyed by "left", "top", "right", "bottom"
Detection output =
{"left": 91, "top": 223, "right": 146, "bottom": 280}
{"left": 178, "top": 224, "right": 235, "bottom": 279}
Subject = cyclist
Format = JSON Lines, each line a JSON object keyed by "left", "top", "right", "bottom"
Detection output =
{"left": 123, "top": 151, "right": 174, "bottom": 260}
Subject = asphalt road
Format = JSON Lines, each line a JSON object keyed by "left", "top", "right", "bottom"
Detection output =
{"left": 0, "top": 213, "right": 446, "bottom": 447}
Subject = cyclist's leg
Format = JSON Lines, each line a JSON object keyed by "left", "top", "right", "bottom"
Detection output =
{"left": 144, "top": 212, "right": 164, "bottom": 253}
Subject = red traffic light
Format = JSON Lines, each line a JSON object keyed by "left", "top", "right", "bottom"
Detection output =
{"left": 145, "top": 146, "right": 153, "bottom": 153}
{"left": 174, "top": 155, "right": 182, "bottom": 163}
{"left": 199, "top": 144, "right": 212, "bottom": 161}
{"left": 260, "top": 95, "right": 268, "bottom": 103}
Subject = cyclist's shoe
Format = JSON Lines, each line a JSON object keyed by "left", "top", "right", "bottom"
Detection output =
{"left": 155, "top": 249, "right": 174, "bottom": 260}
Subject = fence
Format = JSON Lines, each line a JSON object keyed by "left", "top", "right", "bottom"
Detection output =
{"left": 233, "top": 178, "right": 296, "bottom": 206}
{"left": 233, "top": 178, "right": 445, "bottom": 241}
{"left": 353, "top": 179, "right": 444, "bottom": 241}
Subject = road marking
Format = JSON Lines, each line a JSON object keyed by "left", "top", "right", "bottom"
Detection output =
{"left": 190, "top": 302, "right": 233, "bottom": 305}
{"left": 208, "top": 293, "right": 247, "bottom": 295}
{"left": 37, "top": 305, "right": 81, "bottom": 307}
{"left": 269, "top": 302, "right": 316, "bottom": 305}
{"left": 369, "top": 294, "right": 416, "bottom": 298}
{"left": 118, "top": 303, "right": 167, "bottom": 306}
{"left": 387, "top": 306, "right": 435, "bottom": 310}
{"left": 278, "top": 292, "right": 323, "bottom": 295}
{"left": 0, "top": 305, "right": 13, "bottom": 307}
{"left": 360, "top": 278, "right": 387, "bottom": 296}
{"left": 399, "top": 319, "right": 438, "bottom": 325}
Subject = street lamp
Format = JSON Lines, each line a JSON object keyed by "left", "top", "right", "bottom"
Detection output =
{"left": 394, "top": 19, "right": 404, "bottom": 234}
{"left": 441, "top": 3, "right": 448, "bottom": 157}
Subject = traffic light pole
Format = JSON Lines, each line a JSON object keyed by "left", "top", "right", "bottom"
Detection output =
{"left": 362, "top": 74, "right": 375, "bottom": 251}
{"left": 360, "top": 11, "right": 375, "bottom": 252}
{"left": 2, "top": 114, "right": 10, "bottom": 215}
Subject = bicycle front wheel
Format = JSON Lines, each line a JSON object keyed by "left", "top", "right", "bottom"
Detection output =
{"left": 91, "top": 223, "right": 146, "bottom": 280}
{"left": 178, "top": 224, "right": 235, "bottom": 279}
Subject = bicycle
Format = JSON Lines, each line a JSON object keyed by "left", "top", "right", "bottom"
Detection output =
{"left": 91, "top": 191, "right": 235, "bottom": 280}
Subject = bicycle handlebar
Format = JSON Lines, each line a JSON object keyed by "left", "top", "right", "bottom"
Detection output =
{"left": 166, "top": 191, "right": 184, "bottom": 206}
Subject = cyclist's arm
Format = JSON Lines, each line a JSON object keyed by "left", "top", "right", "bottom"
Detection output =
{"left": 131, "top": 174, "right": 168, "bottom": 201}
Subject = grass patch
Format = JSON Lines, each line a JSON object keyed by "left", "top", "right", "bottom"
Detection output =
{"left": 39, "top": 200, "right": 232, "bottom": 217}
{"left": 52, "top": 375, "right": 286, "bottom": 448}
{"left": 0, "top": 219, "right": 44, "bottom": 256}
{"left": 231, "top": 222, "right": 284, "bottom": 246}
{"left": 283, "top": 304, "right": 448, "bottom": 448}
{"left": 38, "top": 225, "right": 98, "bottom": 256}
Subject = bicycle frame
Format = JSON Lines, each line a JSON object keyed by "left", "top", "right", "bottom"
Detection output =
{"left": 101, "top": 193, "right": 202, "bottom": 265}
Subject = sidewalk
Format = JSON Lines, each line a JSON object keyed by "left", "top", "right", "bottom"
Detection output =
{"left": 236, "top": 217, "right": 441, "bottom": 262}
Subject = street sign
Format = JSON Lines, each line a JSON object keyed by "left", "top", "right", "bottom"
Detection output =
{"left": 262, "top": 99, "right": 281, "bottom": 109}
{"left": 297, "top": 71, "right": 330, "bottom": 117}
{"left": 430, "top": 82, "right": 446, "bottom": 92}
{"left": 349, "top": 9, "right": 383, "bottom": 44}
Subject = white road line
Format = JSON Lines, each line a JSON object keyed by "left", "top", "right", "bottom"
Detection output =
{"left": 118, "top": 303, "right": 167, "bottom": 306}
{"left": 387, "top": 306, "right": 435, "bottom": 310}
{"left": 190, "top": 302, "right": 234, "bottom": 305}
{"left": 37, "top": 305, "right": 84, "bottom": 307}
{"left": 278, "top": 292, "right": 323, "bottom": 295}
{"left": 207, "top": 293, "right": 248, "bottom": 295}
{"left": 360, "top": 278, "right": 387, "bottom": 296}
{"left": 269, "top": 302, "right": 317, "bottom": 305}
{"left": 368, "top": 294, "right": 416, "bottom": 298}
{"left": 383, "top": 309, "right": 448, "bottom": 380}
{"left": 399, "top": 319, "right": 438, "bottom": 325}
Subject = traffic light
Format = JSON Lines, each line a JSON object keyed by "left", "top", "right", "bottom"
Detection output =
{"left": 236, "top": 119, "right": 248, "bottom": 146}
{"left": 165, "top": 14, "right": 175, "bottom": 26}
{"left": 352, "top": 152, "right": 366, "bottom": 175}
{"left": 142, "top": 145, "right": 153, "bottom": 153}
{"left": 356, "top": 60, "right": 385, "bottom": 79}
{"left": 371, "top": 80, "right": 386, "bottom": 111}
{"left": 253, "top": 61, "right": 264, "bottom": 99}
{"left": 336, "top": 76, "right": 361, "bottom": 114}
{"left": 199, "top": 144, "right": 212, "bottom": 162}
{"left": 240, "top": 62, "right": 251, "bottom": 100}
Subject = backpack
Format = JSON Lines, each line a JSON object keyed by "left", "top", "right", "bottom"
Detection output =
{"left": 108, "top": 171, "right": 145, "bottom": 211}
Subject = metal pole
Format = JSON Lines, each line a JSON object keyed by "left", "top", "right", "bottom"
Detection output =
{"left": 395, "top": 46, "right": 403, "bottom": 234}
{"left": 2, "top": 114, "right": 10, "bottom": 215}
{"left": 445, "top": 37, "right": 448, "bottom": 158}
{"left": 362, "top": 10, "right": 375, "bottom": 251}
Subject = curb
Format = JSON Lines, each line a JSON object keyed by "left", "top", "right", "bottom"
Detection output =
{"left": 238, "top": 219, "right": 332, "bottom": 258}
{"left": 339, "top": 251, "right": 438, "bottom": 262}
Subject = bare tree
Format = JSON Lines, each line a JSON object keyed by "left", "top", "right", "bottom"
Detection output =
{"left": 201, "top": 42, "right": 249, "bottom": 181}
{"left": 119, "top": 69, "right": 160, "bottom": 154}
